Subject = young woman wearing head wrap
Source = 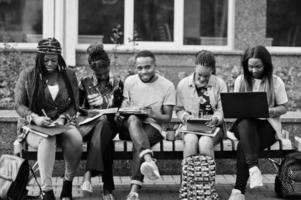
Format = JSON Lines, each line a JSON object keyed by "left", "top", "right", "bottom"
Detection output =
{"left": 14, "top": 38, "right": 82, "bottom": 200}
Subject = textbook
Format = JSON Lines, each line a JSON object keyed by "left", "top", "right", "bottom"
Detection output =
{"left": 78, "top": 107, "right": 118, "bottom": 126}
{"left": 118, "top": 107, "right": 148, "bottom": 117}
{"left": 181, "top": 127, "right": 220, "bottom": 137}
{"left": 22, "top": 124, "right": 70, "bottom": 138}
{"left": 186, "top": 118, "right": 212, "bottom": 132}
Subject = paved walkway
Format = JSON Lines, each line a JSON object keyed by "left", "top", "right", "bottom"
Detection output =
{"left": 27, "top": 174, "right": 284, "bottom": 200}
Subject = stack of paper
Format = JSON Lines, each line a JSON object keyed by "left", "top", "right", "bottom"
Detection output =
{"left": 181, "top": 127, "right": 220, "bottom": 137}
{"left": 118, "top": 107, "right": 148, "bottom": 116}
{"left": 180, "top": 118, "right": 220, "bottom": 137}
{"left": 186, "top": 118, "right": 212, "bottom": 132}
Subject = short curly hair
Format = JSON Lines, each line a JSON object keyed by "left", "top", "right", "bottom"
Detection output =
{"left": 135, "top": 50, "right": 156, "bottom": 62}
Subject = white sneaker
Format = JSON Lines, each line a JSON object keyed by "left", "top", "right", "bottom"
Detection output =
{"left": 126, "top": 192, "right": 140, "bottom": 200}
{"left": 80, "top": 180, "right": 93, "bottom": 193}
{"left": 140, "top": 160, "right": 161, "bottom": 180}
{"left": 249, "top": 166, "right": 263, "bottom": 189}
{"left": 228, "top": 189, "right": 245, "bottom": 200}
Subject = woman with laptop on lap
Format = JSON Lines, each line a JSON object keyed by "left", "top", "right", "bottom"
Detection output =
{"left": 14, "top": 38, "right": 83, "bottom": 200}
{"left": 228, "top": 45, "right": 288, "bottom": 200}
{"left": 175, "top": 50, "right": 227, "bottom": 158}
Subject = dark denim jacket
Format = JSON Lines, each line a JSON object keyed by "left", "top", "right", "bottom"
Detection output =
{"left": 14, "top": 66, "right": 79, "bottom": 126}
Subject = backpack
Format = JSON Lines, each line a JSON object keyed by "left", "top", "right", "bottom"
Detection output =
{"left": 273, "top": 152, "right": 301, "bottom": 198}
{"left": 179, "top": 154, "right": 219, "bottom": 200}
{"left": 0, "top": 154, "right": 29, "bottom": 200}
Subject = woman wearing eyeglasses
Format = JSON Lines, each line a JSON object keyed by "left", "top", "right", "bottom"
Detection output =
{"left": 78, "top": 43, "right": 123, "bottom": 200}
{"left": 228, "top": 45, "right": 288, "bottom": 200}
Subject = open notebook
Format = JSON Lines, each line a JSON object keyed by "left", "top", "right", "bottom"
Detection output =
{"left": 78, "top": 107, "right": 118, "bottom": 126}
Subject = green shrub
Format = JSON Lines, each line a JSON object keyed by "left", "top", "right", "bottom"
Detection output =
{"left": 0, "top": 42, "right": 33, "bottom": 109}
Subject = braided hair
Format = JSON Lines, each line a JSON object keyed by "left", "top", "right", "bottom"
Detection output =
{"left": 29, "top": 38, "right": 76, "bottom": 115}
{"left": 195, "top": 50, "right": 216, "bottom": 75}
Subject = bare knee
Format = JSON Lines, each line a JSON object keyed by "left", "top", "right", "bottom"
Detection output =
{"left": 198, "top": 136, "right": 214, "bottom": 157}
{"left": 183, "top": 134, "right": 198, "bottom": 157}
{"left": 127, "top": 115, "right": 141, "bottom": 126}
{"left": 184, "top": 134, "right": 198, "bottom": 146}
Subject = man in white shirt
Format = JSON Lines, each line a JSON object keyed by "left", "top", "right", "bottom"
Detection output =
{"left": 119, "top": 50, "right": 176, "bottom": 200}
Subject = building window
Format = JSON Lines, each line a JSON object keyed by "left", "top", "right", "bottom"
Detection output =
{"left": 267, "top": 0, "right": 301, "bottom": 47}
{"left": 78, "top": 0, "right": 124, "bottom": 44}
{"left": 184, "top": 0, "right": 228, "bottom": 45}
{"left": 134, "top": 0, "right": 174, "bottom": 42}
{"left": 77, "top": 0, "right": 234, "bottom": 50}
{"left": 0, "top": 0, "right": 42, "bottom": 43}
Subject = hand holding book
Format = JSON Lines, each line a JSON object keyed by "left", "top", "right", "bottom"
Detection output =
{"left": 87, "top": 93, "right": 103, "bottom": 107}
{"left": 206, "top": 116, "right": 219, "bottom": 127}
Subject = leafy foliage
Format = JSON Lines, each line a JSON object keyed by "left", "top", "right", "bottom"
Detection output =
{"left": 0, "top": 37, "right": 33, "bottom": 109}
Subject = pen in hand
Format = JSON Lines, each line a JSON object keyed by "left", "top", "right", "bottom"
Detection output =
{"left": 41, "top": 109, "right": 54, "bottom": 126}
{"left": 41, "top": 109, "right": 48, "bottom": 118}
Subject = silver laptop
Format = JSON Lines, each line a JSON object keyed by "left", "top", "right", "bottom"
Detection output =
{"left": 220, "top": 92, "right": 269, "bottom": 118}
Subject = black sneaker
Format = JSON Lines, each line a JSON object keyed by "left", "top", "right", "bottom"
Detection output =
{"left": 60, "top": 180, "right": 73, "bottom": 200}
{"left": 42, "top": 190, "right": 55, "bottom": 200}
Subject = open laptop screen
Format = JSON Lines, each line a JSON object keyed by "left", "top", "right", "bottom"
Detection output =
{"left": 220, "top": 92, "right": 269, "bottom": 118}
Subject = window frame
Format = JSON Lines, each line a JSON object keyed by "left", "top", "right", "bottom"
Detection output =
{"left": 0, "top": 0, "right": 78, "bottom": 65}
{"left": 0, "top": 0, "right": 52, "bottom": 51}
{"left": 265, "top": 0, "right": 301, "bottom": 53}
{"left": 3, "top": 0, "right": 301, "bottom": 58}
{"left": 77, "top": 0, "right": 236, "bottom": 53}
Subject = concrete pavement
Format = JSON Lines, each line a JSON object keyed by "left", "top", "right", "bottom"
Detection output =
{"left": 27, "top": 174, "right": 284, "bottom": 200}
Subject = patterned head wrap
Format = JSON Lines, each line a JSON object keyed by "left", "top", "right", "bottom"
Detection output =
{"left": 37, "top": 37, "right": 61, "bottom": 54}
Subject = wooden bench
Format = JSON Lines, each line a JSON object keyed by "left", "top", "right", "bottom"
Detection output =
{"left": 21, "top": 129, "right": 301, "bottom": 161}
{"left": 0, "top": 110, "right": 294, "bottom": 161}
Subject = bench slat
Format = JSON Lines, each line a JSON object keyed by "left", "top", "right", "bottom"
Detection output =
{"left": 26, "top": 138, "right": 294, "bottom": 152}
{"left": 24, "top": 137, "right": 296, "bottom": 160}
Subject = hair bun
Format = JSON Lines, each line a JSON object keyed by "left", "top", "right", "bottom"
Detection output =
{"left": 87, "top": 43, "right": 109, "bottom": 64}
{"left": 87, "top": 43, "right": 104, "bottom": 56}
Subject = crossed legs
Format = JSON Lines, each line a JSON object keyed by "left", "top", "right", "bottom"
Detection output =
{"left": 119, "top": 115, "right": 163, "bottom": 197}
